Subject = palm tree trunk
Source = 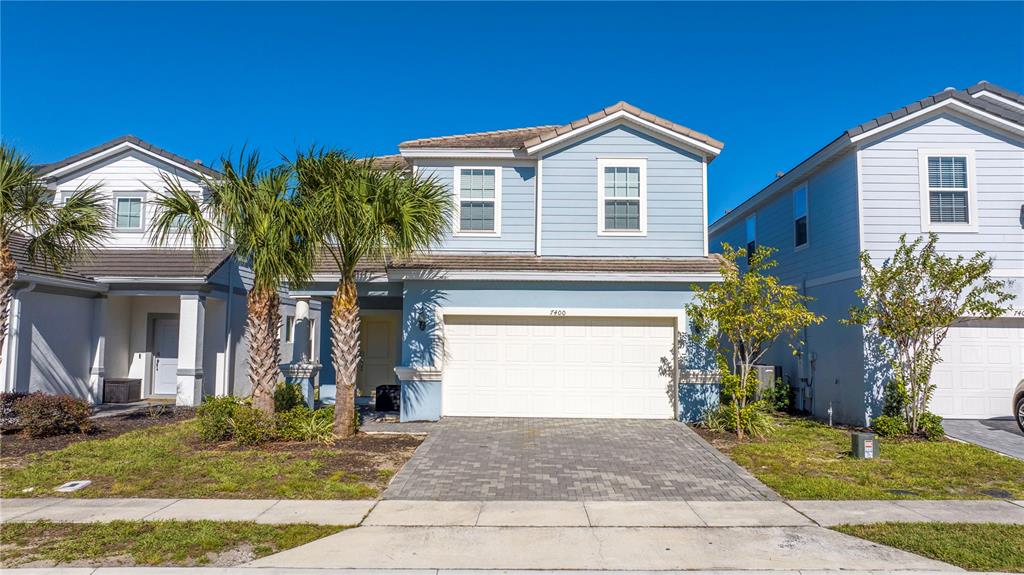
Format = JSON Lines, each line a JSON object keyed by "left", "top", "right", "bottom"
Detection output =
{"left": 247, "top": 287, "right": 281, "bottom": 414}
{"left": 331, "top": 275, "right": 360, "bottom": 439}
{"left": 0, "top": 237, "right": 15, "bottom": 365}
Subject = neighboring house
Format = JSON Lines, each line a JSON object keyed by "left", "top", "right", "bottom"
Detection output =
{"left": 709, "top": 81, "right": 1024, "bottom": 426}
{"left": 0, "top": 136, "right": 319, "bottom": 405}
{"left": 302, "top": 102, "right": 725, "bottom": 421}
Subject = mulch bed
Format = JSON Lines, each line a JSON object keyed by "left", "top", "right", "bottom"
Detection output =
{"left": 0, "top": 406, "right": 194, "bottom": 458}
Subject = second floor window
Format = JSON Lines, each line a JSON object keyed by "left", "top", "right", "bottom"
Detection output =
{"left": 793, "top": 184, "right": 808, "bottom": 248}
{"left": 114, "top": 196, "right": 143, "bottom": 230}
{"left": 927, "top": 155, "right": 969, "bottom": 224}
{"left": 455, "top": 167, "right": 500, "bottom": 235}
{"left": 597, "top": 158, "right": 646, "bottom": 235}
{"left": 745, "top": 214, "right": 757, "bottom": 263}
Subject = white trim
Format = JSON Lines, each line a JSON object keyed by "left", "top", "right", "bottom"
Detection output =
{"left": 453, "top": 166, "right": 502, "bottom": 237}
{"left": 535, "top": 157, "right": 544, "bottom": 256}
{"left": 437, "top": 306, "right": 687, "bottom": 344}
{"left": 850, "top": 99, "right": 1024, "bottom": 144}
{"left": 112, "top": 192, "right": 146, "bottom": 232}
{"left": 399, "top": 148, "right": 528, "bottom": 159}
{"left": 525, "top": 110, "right": 723, "bottom": 157}
{"left": 702, "top": 157, "right": 709, "bottom": 256}
{"left": 792, "top": 183, "right": 809, "bottom": 250}
{"left": 917, "top": 149, "right": 978, "bottom": 233}
{"left": 387, "top": 269, "right": 722, "bottom": 283}
{"left": 42, "top": 141, "right": 209, "bottom": 179}
{"left": 855, "top": 148, "right": 866, "bottom": 256}
{"left": 596, "top": 157, "right": 647, "bottom": 236}
{"left": 970, "top": 90, "right": 1024, "bottom": 112}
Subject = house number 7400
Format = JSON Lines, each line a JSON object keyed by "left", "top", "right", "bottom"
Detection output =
{"left": 549, "top": 309, "right": 567, "bottom": 316}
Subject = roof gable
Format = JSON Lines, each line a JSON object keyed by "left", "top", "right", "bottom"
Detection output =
{"left": 396, "top": 102, "right": 723, "bottom": 160}
{"left": 35, "top": 135, "right": 221, "bottom": 180}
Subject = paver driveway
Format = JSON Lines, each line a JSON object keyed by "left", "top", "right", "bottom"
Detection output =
{"left": 384, "top": 418, "right": 777, "bottom": 501}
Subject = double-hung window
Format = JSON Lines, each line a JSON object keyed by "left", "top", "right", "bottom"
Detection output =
{"left": 454, "top": 167, "right": 501, "bottom": 235}
{"left": 114, "top": 195, "right": 144, "bottom": 231}
{"left": 793, "top": 184, "right": 808, "bottom": 248}
{"left": 745, "top": 214, "right": 757, "bottom": 264}
{"left": 919, "top": 150, "right": 976, "bottom": 231}
{"left": 597, "top": 158, "right": 646, "bottom": 235}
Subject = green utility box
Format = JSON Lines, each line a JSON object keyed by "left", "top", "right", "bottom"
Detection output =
{"left": 852, "top": 432, "right": 878, "bottom": 459}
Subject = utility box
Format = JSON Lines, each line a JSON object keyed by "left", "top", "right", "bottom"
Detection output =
{"left": 851, "top": 432, "right": 878, "bottom": 459}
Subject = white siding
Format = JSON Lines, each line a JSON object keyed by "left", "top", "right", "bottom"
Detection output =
{"left": 861, "top": 113, "right": 1024, "bottom": 306}
{"left": 52, "top": 150, "right": 214, "bottom": 248}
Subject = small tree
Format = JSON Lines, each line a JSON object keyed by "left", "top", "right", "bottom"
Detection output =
{"left": 688, "top": 244, "right": 823, "bottom": 439}
{"left": 846, "top": 233, "right": 1013, "bottom": 434}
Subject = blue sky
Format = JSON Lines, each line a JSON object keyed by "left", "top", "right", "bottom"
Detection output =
{"left": 2, "top": 1, "right": 1022, "bottom": 222}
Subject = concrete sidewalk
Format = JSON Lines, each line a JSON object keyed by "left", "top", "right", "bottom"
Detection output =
{"left": 3, "top": 498, "right": 1023, "bottom": 527}
{"left": 0, "top": 569, "right": 985, "bottom": 574}
{"left": 0, "top": 498, "right": 373, "bottom": 525}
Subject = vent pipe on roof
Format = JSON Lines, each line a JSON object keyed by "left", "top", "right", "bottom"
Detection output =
{"left": 776, "top": 171, "right": 785, "bottom": 179}
{"left": 194, "top": 159, "right": 203, "bottom": 165}
{"left": 943, "top": 86, "right": 956, "bottom": 92}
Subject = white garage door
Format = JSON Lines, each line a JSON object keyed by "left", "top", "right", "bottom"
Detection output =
{"left": 442, "top": 315, "right": 676, "bottom": 419}
{"left": 931, "top": 319, "right": 1023, "bottom": 419}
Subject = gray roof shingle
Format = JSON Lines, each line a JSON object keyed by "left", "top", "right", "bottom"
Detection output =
{"left": 314, "top": 252, "right": 723, "bottom": 275}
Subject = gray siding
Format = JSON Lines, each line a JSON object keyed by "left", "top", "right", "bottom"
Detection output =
{"left": 542, "top": 126, "right": 705, "bottom": 257}
{"left": 861, "top": 113, "right": 1024, "bottom": 306}
{"left": 415, "top": 159, "right": 536, "bottom": 253}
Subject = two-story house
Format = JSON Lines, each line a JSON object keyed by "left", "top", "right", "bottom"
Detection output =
{"left": 709, "top": 82, "right": 1024, "bottom": 426}
{"left": 2, "top": 136, "right": 317, "bottom": 406}
{"left": 304, "top": 102, "right": 725, "bottom": 421}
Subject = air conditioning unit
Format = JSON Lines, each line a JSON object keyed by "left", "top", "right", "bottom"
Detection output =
{"left": 753, "top": 364, "right": 783, "bottom": 397}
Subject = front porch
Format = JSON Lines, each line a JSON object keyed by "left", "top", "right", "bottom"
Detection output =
{"left": 97, "top": 292, "right": 229, "bottom": 406}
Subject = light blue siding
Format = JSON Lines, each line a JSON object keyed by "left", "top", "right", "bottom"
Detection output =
{"left": 860, "top": 113, "right": 1024, "bottom": 306}
{"left": 542, "top": 126, "right": 705, "bottom": 257}
{"left": 415, "top": 160, "right": 536, "bottom": 253}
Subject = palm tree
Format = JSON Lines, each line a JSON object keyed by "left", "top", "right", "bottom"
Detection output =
{"left": 150, "top": 151, "right": 316, "bottom": 414}
{"left": 294, "top": 150, "right": 451, "bottom": 438}
{"left": 1, "top": 143, "right": 109, "bottom": 363}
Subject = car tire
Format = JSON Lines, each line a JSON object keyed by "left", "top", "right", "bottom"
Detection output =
{"left": 1017, "top": 395, "right": 1024, "bottom": 434}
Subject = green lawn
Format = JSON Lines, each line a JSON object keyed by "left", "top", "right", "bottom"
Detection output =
{"left": 0, "top": 520, "right": 344, "bottom": 567}
{"left": 701, "top": 415, "right": 1024, "bottom": 499}
{"left": 1, "top": 420, "right": 420, "bottom": 499}
{"left": 835, "top": 522, "right": 1024, "bottom": 572}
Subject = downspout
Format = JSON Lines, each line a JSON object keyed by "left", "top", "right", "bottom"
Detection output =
{"left": 222, "top": 261, "right": 235, "bottom": 396}
{"left": 4, "top": 282, "right": 37, "bottom": 392}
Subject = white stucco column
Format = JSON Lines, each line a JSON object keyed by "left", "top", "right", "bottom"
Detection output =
{"left": 292, "top": 296, "right": 311, "bottom": 362}
{"left": 176, "top": 294, "right": 206, "bottom": 406}
{"left": 88, "top": 296, "right": 107, "bottom": 404}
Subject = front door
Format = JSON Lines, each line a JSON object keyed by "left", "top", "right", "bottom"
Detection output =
{"left": 152, "top": 318, "right": 180, "bottom": 395}
{"left": 356, "top": 315, "right": 398, "bottom": 398}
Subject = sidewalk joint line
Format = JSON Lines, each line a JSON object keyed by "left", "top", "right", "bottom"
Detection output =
{"left": 140, "top": 497, "right": 182, "bottom": 520}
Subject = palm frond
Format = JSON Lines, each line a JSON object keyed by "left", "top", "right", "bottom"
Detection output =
{"left": 148, "top": 173, "right": 220, "bottom": 255}
{"left": 28, "top": 185, "right": 110, "bottom": 271}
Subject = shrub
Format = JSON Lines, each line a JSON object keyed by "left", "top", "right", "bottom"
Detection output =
{"left": 196, "top": 395, "right": 246, "bottom": 442}
{"left": 276, "top": 406, "right": 336, "bottom": 444}
{"left": 273, "top": 381, "right": 306, "bottom": 413}
{"left": 228, "top": 406, "right": 277, "bottom": 446}
{"left": 703, "top": 400, "right": 775, "bottom": 439}
{"left": 764, "top": 378, "right": 791, "bottom": 412}
{"left": 0, "top": 391, "right": 29, "bottom": 432}
{"left": 918, "top": 412, "right": 945, "bottom": 441}
{"left": 13, "top": 393, "right": 93, "bottom": 438}
{"left": 871, "top": 414, "right": 908, "bottom": 438}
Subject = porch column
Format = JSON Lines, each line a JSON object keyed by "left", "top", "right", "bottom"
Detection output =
{"left": 176, "top": 294, "right": 206, "bottom": 406}
{"left": 292, "top": 296, "right": 311, "bottom": 362}
{"left": 88, "top": 296, "right": 107, "bottom": 405}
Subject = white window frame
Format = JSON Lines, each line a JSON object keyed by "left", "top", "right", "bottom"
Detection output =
{"left": 597, "top": 157, "right": 647, "bottom": 237}
{"left": 283, "top": 315, "right": 295, "bottom": 343}
{"left": 792, "top": 183, "right": 809, "bottom": 251}
{"left": 918, "top": 149, "right": 978, "bottom": 233}
{"left": 453, "top": 166, "right": 502, "bottom": 237}
{"left": 112, "top": 192, "right": 145, "bottom": 232}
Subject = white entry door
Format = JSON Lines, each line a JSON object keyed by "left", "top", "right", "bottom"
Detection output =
{"left": 930, "top": 318, "right": 1023, "bottom": 419}
{"left": 442, "top": 315, "right": 676, "bottom": 419}
{"left": 356, "top": 314, "right": 399, "bottom": 397}
{"left": 152, "top": 318, "right": 180, "bottom": 396}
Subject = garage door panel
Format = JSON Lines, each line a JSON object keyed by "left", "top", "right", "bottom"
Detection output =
{"left": 442, "top": 315, "right": 675, "bottom": 419}
{"left": 931, "top": 318, "right": 1023, "bottom": 419}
